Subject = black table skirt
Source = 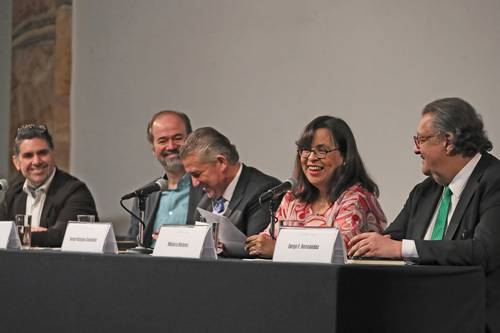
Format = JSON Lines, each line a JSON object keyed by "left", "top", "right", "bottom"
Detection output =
{"left": 0, "top": 250, "right": 485, "bottom": 333}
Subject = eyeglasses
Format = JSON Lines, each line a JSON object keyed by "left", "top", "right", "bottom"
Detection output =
{"left": 413, "top": 134, "right": 439, "bottom": 149}
{"left": 16, "top": 124, "right": 48, "bottom": 136}
{"left": 298, "top": 147, "right": 338, "bottom": 159}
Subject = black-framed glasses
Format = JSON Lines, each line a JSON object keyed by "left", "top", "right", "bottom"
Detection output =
{"left": 413, "top": 133, "right": 439, "bottom": 149}
{"left": 298, "top": 147, "right": 338, "bottom": 159}
{"left": 16, "top": 124, "right": 48, "bottom": 136}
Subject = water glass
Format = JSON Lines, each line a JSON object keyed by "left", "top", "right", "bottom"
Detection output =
{"left": 77, "top": 215, "right": 96, "bottom": 222}
{"left": 15, "top": 214, "right": 32, "bottom": 248}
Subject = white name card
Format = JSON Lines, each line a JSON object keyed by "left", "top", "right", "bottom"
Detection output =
{"left": 61, "top": 222, "right": 118, "bottom": 254}
{"left": 153, "top": 224, "right": 216, "bottom": 259}
{"left": 0, "top": 221, "right": 21, "bottom": 250}
{"left": 273, "top": 227, "right": 346, "bottom": 264}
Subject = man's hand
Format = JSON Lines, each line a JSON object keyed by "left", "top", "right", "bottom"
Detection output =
{"left": 245, "top": 234, "right": 275, "bottom": 258}
{"left": 348, "top": 232, "right": 402, "bottom": 258}
{"left": 31, "top": 226, "right": 48, "bottom": 232}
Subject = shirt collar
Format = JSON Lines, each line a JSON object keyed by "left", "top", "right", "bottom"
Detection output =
{"left": 178, "top": 173, "right": 191, "bottom": 189}
{"left": 162, "top": 172, "right": 190, "bottom": 191}
{"left": 23, "top": 167, "right": 56, "bottom": 198}
{"left": 448, "top": 153, "right": 481, "bottom": 199}
{"left": 221, "top": 163, "right": 242, "bottom": 203}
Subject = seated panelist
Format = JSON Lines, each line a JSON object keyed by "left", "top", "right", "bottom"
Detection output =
{"left": 347, "top": 97, "right": 500, "bottom": 332}
{"left": 179, "top": 127, "right": 281, "bottom": 256}
{"left": 127, "top": 110, "right": 203, "bottom": 248}
{"left": 245, "top": 115, "right": 387, "bottom": 258}
{"left": 0, "top": 124, "right": 98, "bottom": 247}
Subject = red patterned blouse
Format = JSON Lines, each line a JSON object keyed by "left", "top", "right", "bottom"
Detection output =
{"left": 263, "top": 183, "right": 387, "bottom": 246}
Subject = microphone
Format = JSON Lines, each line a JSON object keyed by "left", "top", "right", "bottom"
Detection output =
{"left": 121, "top": 178, "right": 168, "bottom": 200}
{"left": 0, "top": 179, "right": 7, "bottom": 192}
{"left": 259, "top": 178, "right": 297, "bottom": 203}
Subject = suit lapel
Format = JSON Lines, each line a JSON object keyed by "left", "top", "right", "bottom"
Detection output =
{"left": 39, "top": 195, "right": 54, "bottom": 228}
{"left": 413, "top": 187, "right": 442, "bottom": 239}
{"left": 444, "top": 155, "right": 489, "bottom": 240}
{"left": 13, "top": 191, "right": 28, "bottom": 216}
{"left": 39, "top": 170, "right": 62, "bottom": 228}
{"left": 146, "top": 192, "right": 161, "bottom": 225}
{"left": 223, "top": 165, "right": 247, "bottom": 219}
{"left": 194, "top": 195, "right": 212, "bottom": 222}
{"left": 187, "top": 184, "right": 204, "bottom": 224}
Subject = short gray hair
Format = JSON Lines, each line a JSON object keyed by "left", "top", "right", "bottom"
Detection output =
{"left": 13, "top": 124, "right": 54, "bottom": 156}
{"left": 423, "top": 97, "right": 492, "bottom": 157}
{"left": 179, "top": 127, "right": 239, "bottom": 164}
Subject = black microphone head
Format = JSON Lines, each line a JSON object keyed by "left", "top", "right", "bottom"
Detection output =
{"left": 285, "top": 177, "right": 297, "bottom": 190}
{"left": 155, "top": 178, "right": 168, "bottom": 191}
{"left": 0, "top": 179, "right": 7, "bottom": 191}
{"left": 259, "top": 177, "right": 297, "bottom": 204}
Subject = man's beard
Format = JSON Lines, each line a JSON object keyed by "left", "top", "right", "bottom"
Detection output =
{"left": 164, "top": 157, "right": 184, "bottom": 173}
{"left": 158, "top": 149, "right": 184, "bottom": 173}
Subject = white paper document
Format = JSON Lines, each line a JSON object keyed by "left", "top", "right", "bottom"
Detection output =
{"left": 196, "top": 208, "right": 248, "bottom": 257}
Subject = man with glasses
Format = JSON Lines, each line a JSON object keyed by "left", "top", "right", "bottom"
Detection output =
{"left": 180, "top": 127, "right": 281, "bottom": 257}
{"left": 0, "top": 124, "right": 98, "bottom": 247}
{"left": 348, "top": 97, "right": 500, "bottom": 332}
{"left": 127, "top": 111, "right": 204, "bottom": 248}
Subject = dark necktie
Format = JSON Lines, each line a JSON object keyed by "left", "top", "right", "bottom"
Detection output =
{"left": 212, "top": 197, "right": 225, "bottom": 214}
{"left": 27, "top": 186, "right": 37, "bottom": 199}
{"left": 431, "top": 186, "right": 452, "bottom": 240}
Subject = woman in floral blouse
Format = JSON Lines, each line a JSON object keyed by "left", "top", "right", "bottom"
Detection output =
{"left": 245, "top": 115, "right": 387, "bottom": 257}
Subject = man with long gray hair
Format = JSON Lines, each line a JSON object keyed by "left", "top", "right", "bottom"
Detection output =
{"left": 348, "top": 97, "right": 500, "bottom": 332}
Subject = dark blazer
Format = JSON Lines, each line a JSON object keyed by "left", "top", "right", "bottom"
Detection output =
{"left": 193, "top": 164, "right": 281, "bottom": 238}
{"left": 385, "top": 152, "right": 500, "bottom": 333}
{"left": 127, "top": 176, "right": 204, "bottom": 247}
{"left": 0, "top": 168, "right": 98, "bottom": 247}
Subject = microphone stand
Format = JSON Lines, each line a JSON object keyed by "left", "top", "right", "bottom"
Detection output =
{"left": 127, "top": 194, "right": 153, "bottom": 254}
{"left": 261, "top": 194, "right": 279, "bottom": 240}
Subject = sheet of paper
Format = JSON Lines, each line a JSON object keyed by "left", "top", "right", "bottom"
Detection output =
{"left": 345, "top": 257, "right": 408, "bottom": 265}
{"left": 197, "top": 207, "right": 247, "bottom": 257}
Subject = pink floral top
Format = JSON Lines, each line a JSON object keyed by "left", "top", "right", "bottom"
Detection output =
{"left": 263, "top": 183, "right": 387, "bottom": 245}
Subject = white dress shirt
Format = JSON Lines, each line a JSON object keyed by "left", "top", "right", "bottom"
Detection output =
{"left": 22, "top": 168, "right": 56, "bottom": 228}
{"left": 217, "top": 163, "right": 243, "bottom": 215}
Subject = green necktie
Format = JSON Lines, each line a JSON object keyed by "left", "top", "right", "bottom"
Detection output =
{"left": 431, "top": 186, "right": 452, "bottom": 240}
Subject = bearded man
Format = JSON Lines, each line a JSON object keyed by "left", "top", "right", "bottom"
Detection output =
{"left": 127, "top": 111, "right": 202, "bottom": 247}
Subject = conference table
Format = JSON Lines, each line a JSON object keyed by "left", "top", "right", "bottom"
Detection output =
{"left": 0, "top": 249, "right": 484, "bottom": 333}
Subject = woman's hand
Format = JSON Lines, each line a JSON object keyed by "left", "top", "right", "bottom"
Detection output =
{"left": 245, "top": 234, "right": 275, "bottom": 258}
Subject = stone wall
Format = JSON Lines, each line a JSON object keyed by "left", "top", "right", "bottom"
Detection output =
{"left": 10, "top": 0, "right": 72, "bottom": 177}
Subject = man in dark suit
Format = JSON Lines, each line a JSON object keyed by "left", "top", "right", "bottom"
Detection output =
{"left": 348, "top": 97, "right": 500, "bottom": 333}
{"left": 0, "top": 124, "right": 97, "bottom": 247}
{"left": 180, "top": 127, "right": 281, "bottom": 255}
{"left": 127, "top": 111, "right": 203, "bottom": 247}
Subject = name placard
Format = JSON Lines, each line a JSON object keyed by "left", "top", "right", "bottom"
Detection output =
{"left": 153, "top": 224, "right": 216, "bottom": 259}
{"left": 61, "top": 222, "right": 118, "bottom": 254}
{"left": 0, "top": 221, "right": 21, "bottom": 250}
{"left": 273, "top": 227, "right": 346, "bottom": 264}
